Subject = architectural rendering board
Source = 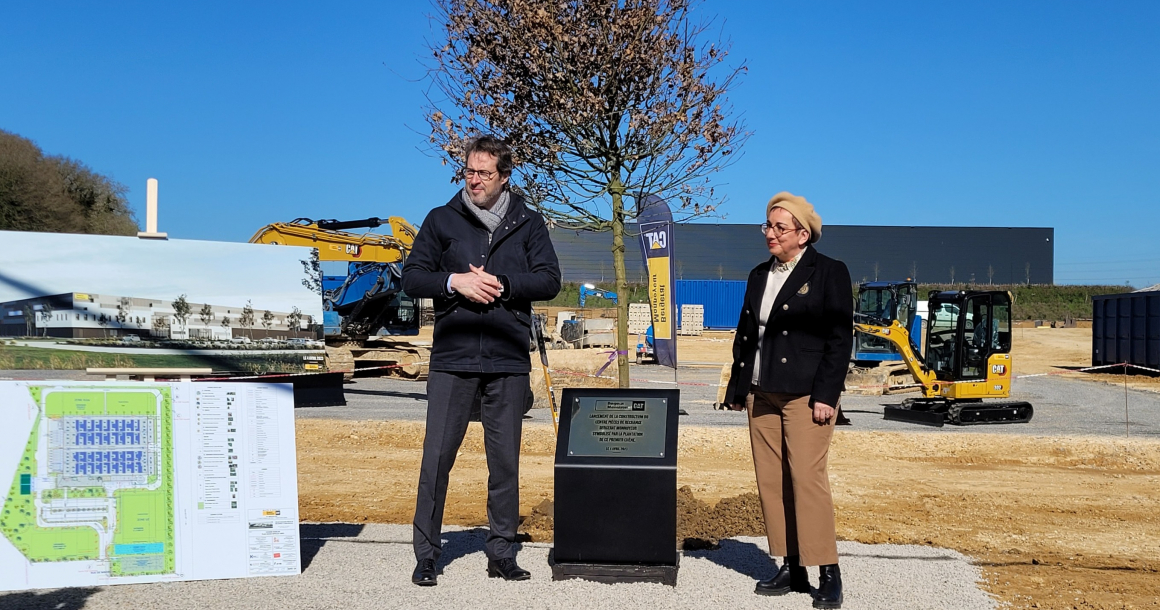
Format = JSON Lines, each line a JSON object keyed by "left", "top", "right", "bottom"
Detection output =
{"left": 0, "top": 380, "right": 301, "bottom": 590}
{"left": 0, "top": 230, "right": 323, "bottom": 342}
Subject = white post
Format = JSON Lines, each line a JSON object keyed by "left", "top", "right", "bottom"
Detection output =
{"left": 137, "top": 177, "right": 168, "bottom": 239}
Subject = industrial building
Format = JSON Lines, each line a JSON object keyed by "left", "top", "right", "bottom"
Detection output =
{"left": 551, "top": 224, "right": 1054, "bottom": 285}
{"left": 0, "top": 292, "right": 312, "bottom": 340}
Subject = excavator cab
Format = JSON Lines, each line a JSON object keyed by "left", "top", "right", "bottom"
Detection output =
{"left": 854, "top": 281, "right": 921, "bottom": 363}
{"left": 925, "top": 290, "right": 1012, "bottom": 383}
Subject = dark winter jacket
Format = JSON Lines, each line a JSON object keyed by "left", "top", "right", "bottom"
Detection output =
{"left": 724, "top": 246, "right": 854, "bottom": 407}
{"left": 402, "top": 191, "right": 561, "bottom": 373}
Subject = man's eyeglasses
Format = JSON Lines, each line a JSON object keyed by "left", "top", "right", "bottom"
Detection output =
{"left": 461, "top": 168, "right": 498, "bottom": 181}
{"left": 759, "top": 222, "right": 800, "bottom": 237}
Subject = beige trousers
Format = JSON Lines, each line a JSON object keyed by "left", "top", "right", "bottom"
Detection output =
{"left": 747, "top": 388, "right": 839, "bottom": 566}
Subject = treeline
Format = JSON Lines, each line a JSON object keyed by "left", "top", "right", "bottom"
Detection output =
{"left": 542, "top": 281, "right": 1133, "bottom": 321}
{"left": 0, "top": 129, "right": 138, "bottom": 235}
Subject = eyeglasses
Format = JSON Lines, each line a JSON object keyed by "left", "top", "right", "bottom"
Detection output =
{"left": 460, "top": 168, "right": 498, "bottom": 181}
{"left": 759, "top": 222, "right": 801, "bottom": 238}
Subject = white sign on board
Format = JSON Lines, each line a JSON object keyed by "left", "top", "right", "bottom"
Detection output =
{"left": 0, "top": 381, "right": 300, "bottom": 590}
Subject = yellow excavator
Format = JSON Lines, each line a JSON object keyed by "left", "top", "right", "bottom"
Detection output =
{"left": 854, "top": 289, "right": 1033, "bottom": 426}
{"left": 250, "top": 217, "right": 417, "bottom": 262}
{"left": 249, "top": 217, "right": 428, "bottom": 379}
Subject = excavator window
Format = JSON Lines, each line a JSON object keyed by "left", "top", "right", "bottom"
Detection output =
{"left": 992, "top": 294, "right": 1012, "bottom": 353}
{"left": 926, "top": 302, "right": 960, "bottom": 379}
{"left": 961, "top": 295, "right": 992, "bottom": 380}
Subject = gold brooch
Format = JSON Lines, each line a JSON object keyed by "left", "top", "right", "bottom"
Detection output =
{"left": 797, "top": 282, "right": 810, "bottom": 296}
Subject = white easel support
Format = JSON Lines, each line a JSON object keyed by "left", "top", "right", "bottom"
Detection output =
{"left": 137, "top": 177, "right": 168, "bottom": 239}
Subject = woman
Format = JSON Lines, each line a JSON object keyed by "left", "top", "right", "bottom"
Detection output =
{"left": 725, "top": 192, "right": 853, "bottom": 609}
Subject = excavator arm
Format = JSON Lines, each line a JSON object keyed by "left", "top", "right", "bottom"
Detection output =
{"left": 248, "top": 217, "right": 416, "bottom": 263}
{"left": 854, "top": 318, "right": 939, "bottom": 398}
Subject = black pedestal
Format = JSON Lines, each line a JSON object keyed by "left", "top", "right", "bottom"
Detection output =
{"left": 552, "top": 388, "right": 680, "bottom": 586}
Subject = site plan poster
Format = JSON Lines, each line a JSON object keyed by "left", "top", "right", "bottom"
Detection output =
{"left": 0, "top": 381, "right": 300, "bottom": 591}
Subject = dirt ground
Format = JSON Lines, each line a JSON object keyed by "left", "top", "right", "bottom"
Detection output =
{"left": 301, "top": 325, "right": 1160, "bottom": 608}
{"left": 297, "top": 421, "right": 1160, "bottom": 609}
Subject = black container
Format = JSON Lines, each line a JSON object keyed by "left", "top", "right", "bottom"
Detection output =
{"left": 1092, "top": 291, "right": 1160, "bottom": 370}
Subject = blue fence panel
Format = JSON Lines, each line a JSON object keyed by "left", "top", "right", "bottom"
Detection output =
{"left": 675, "top": 280, "right": 746, "bottom": 330}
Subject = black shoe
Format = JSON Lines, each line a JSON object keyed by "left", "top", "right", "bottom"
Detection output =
{"left": 487, "top": 557, "right": 531, "bottom": 581}
{"left": 755, "top": 556, "right": 810, "bottom": 596}
{"left": 813, "top": 564, "right": 843, "bottom": 609}
{"left": 412, "top": 558, "right": 438, "bottom": 586}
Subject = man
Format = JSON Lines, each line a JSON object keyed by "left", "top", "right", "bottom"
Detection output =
{"left": 402, "top": 135, "right": 561, "bottom": 586}
{"left": 725, "top": 192, "right": 853, "bottom": 609}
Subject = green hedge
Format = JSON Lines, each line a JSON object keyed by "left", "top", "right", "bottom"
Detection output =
{"left": 540, "top": 281, "right": 1134, "bottom": 322}
{"left": 916, "top": 283, "right": 1131, "bottom": 320}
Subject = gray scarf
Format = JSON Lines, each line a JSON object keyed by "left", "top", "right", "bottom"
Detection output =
{"left": 460, "top": 188, "right": 510, "bottom": 235}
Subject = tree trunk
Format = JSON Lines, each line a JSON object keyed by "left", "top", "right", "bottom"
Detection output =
{"left": 610, "top": 178, "right": 630, "bottom": 388}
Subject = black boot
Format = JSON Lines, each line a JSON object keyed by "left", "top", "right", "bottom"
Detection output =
{"left": 755, "top": 555, "right": 810, "bottom": 596}
{"left": 487, "top": 557, "right": 531, "bottom": 581}
{"left": 813, "top": 564, "right": 843, "bottom": 609}
{"left": 412, "top": 558, "right": 437, "bottom": 586}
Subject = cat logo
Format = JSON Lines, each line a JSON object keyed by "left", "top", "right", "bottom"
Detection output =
{"left": 345, "top": 244, "right": 362, "bottom": 258}
{"left": 991, "top": 364, "right": 1007, "bottom": 375}
{"left": 645, "top": 230, "right": 667, "bottom": 250}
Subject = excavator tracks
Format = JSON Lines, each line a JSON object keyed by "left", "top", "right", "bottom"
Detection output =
{"left": 884, "top": 399, "right": 1034, "bottom": 427}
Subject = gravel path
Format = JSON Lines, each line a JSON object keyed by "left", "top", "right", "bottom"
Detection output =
{"left": 0, "top": 524, "right": 994, "bottom": 610}
{"left": 297, "top": 365, "right": 1160, "bottom": 438}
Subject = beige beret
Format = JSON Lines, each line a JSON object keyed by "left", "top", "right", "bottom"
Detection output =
{"left": 766, "top": 191, "right": 822, "bottom": 244}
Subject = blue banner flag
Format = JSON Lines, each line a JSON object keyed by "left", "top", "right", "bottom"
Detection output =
{"left": 637, "top": 195, "right": 677, "bottom": 368}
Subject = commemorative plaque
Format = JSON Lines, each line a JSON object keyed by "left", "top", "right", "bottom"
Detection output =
{"left": 551, "top": 388, "right": 679, "bottom": 586}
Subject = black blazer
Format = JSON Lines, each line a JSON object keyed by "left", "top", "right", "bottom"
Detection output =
{"left": 724, "top": 246, "right": 853, "bottom": 407}
{"left": 402, "top": 192, "right": 561, "bottom": 373}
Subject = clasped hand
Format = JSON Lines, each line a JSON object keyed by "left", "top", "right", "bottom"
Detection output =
{"left": 451, "top": 264, "right": 503, "bottom": 304}
{"left": 730, "top": 399, "right": 836, "bottom": 425}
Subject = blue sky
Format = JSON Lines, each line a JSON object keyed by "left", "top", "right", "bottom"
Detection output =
{"left": 2, "top": 2, "right": 1158, "bottom": 286}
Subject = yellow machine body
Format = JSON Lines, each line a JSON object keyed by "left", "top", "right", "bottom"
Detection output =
{"left": 852, "top": 320, "right": 1014, "bottom": 401}
{"left": 248, "top": 217, "right": 417, "bottom": 263}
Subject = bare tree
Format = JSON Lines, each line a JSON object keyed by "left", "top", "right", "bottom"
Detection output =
{"left": 287, "top": 306, "right": 303, "bottom": 338}
{"left": 424, "top": 0, "right": 748, "bottom": 386}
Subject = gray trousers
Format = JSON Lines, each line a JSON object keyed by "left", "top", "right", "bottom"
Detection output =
{"left": 413, "top": 371, "right": 527, "bottom": 562}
